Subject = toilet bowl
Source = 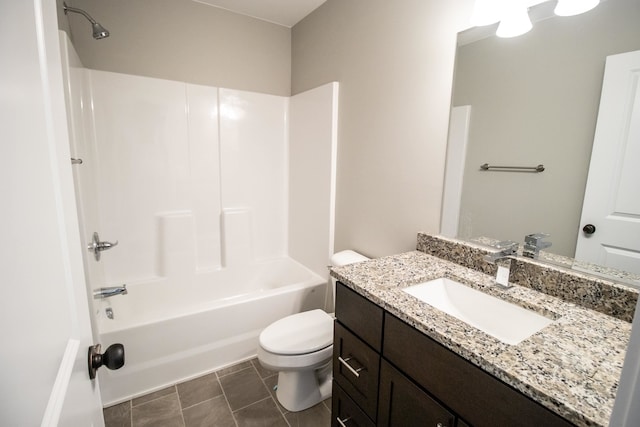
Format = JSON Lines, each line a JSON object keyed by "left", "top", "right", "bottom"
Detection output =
{"left": 257, "top": 250, "right": 369, "bottom": 412}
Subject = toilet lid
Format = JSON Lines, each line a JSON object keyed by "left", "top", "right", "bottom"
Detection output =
{"left": 259, "top": 309, "right": 333, "bottom": 355}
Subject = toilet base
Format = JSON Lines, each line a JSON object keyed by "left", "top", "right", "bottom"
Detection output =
{"left": 275, "top": 362, "right": 332, "bottom": 412}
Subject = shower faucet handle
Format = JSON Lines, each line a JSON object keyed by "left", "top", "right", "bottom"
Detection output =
{"left": 88, "top": 232, "right": 118, "bottom": 261}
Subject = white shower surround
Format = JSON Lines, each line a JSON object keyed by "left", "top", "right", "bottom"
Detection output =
{"left": 86, "top": 71, "right": 290, "bottom": 282}
{"left": 60, "top": 33, "right": 338, "bottom": 405}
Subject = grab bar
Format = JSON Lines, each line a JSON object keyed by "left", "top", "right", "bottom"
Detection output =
{"left": 480, "top": 163, "right": 544, "bottom": 172}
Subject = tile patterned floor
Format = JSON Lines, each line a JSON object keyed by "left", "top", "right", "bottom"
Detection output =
{"left": 103, "top": 358, "right": 331, "bottom": 427}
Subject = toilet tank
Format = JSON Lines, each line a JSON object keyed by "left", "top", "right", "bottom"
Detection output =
{"left": 327, "top": 250, "right": 369, "bottom": 312}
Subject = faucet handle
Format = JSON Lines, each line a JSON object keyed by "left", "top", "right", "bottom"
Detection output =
{"left": 525, "top": 232, "right": 550, "bottom": 244}
{"left": 494, "top": 240, "right": 519, "bottom": 256}
{"left": 88, "top": 232, "right": 119, "bottom": 261}
{"left": 484, "top": 240, "right": 519, "bottom": 263}
{"left": 495, "top": 240, "right": 519, "bottom": 251}
{"left": 524, "top": 233, "right": 552, "bottom": 249}
{"left": 523, "top": 233, "right": 551, "bottom": 259}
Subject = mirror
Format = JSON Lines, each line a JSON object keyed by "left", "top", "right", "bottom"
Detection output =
{"left": 447, "top": 0, "right": 640, "bottom": 280}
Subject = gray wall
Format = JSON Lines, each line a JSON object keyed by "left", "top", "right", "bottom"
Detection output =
{"left": 453, "top": 0, "right": 640, "bottom": 257}
{"left": 292, "top": 0, "right": 473, "bottom": 257}
{"left": 59, "top": 0, "right": 291, "bottom": 95}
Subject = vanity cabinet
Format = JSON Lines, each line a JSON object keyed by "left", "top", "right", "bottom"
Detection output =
{"left": 332, "top": 282, "right": 576, "bottom": 427}
{"left": 333, "top": 282, "right": 383, "bottom": 423}
{"left": 378, "top": 359, "right": 455, "bottom": 426}
{"left": 333, "top": 322, "right": 380, "bottom": 420}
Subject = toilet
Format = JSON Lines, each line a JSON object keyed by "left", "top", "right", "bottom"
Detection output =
{"left": 257, "top": 250, "right": 369, "bottom": 412}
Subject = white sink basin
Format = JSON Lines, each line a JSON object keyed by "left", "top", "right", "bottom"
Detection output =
{"left": 403, "top": 278, "right": 553, "bottom": 345}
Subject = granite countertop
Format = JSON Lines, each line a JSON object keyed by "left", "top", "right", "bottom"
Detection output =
{"left": 330, "top": 251, "right": 632, "bottom": 427}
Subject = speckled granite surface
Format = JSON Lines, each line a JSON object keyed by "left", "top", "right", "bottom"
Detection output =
{"left": 468, "top": 235, "right": 640, "bottom": 286}
{"left": 417, "top": 233, "right": 639, "bottom": 322}
{"left": 330, "top": 251, "right": 633, "bottom": 427}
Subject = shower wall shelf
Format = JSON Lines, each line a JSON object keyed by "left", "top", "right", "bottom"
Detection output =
{"left": 480, "top": 163, "right": 545, "bottom": 173}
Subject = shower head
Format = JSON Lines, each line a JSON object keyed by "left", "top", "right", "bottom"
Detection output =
{"left": 63, "top": 2, "right": 110, "bottom": 40}
{"left": 91, "top": 22, "right": 109, "bottom": 40}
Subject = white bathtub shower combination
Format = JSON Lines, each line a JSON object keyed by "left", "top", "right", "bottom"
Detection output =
{"left": 60, "top": 33, "right": 339, "bottom": 405}
{"left": 98, "top": 257, "right": 326, "bottom": 404}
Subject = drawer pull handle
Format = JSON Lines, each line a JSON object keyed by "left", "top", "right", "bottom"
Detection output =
{"left": 337, "top": 416, "right": 351, "bottom": 427}
{"left": 338, "top": 356, "right": 363, "bottom": 378}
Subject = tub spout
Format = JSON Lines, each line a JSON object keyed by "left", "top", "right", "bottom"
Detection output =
{"left": 94, "top": 285, "right": 127, "bottom": 299}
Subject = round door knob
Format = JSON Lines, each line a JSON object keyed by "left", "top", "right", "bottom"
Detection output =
{"left": 88, "top": 343, "right": 125, "bottom": 379}
{"left": 582, "top": 224, "right": 596, "bottom": 235}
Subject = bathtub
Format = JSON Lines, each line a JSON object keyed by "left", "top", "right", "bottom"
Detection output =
{"left": 96, "top": 257, "right": 327, "bottom": 405}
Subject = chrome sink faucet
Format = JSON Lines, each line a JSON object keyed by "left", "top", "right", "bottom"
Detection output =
{"left": 93, "top": 285, "right": 127, "bottom": 299}
{"left": 523, "top": 233, "right": 552, "bottom": 259}
{"left": 484, "top": 241, "right": 519, "bottom": 288}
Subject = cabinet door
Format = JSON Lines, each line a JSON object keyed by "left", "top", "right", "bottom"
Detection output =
{"left": 334, "top": 322, "right": 381, "bottom": 421}
{"left": 335, "top": 282, "right": 383, "bottom": 351}
{"left": 332, "top": 381, "right": 375, "bottom": 427}
{"left": 378, "top": 360, "right": 455, "bottom": 427}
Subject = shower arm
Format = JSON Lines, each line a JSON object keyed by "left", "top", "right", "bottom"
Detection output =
{"left": 63, "top": 2, "right": 99, "bottom": 25}
{"left": 63, "top": 2, "right": 109, "bottom": 40}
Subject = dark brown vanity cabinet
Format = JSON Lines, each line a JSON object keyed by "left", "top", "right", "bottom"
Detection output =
{"left": 333, "top": 282, "right": 383, "bottom": 424}
{"left": 378, "top": 360, "right": 455, "bottom": 426}
{"left": 332, "top": 282, "right": 576, "bottom": 427}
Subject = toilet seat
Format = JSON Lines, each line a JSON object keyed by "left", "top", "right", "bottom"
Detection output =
{"left": 258, "top": 343, "right": 333, "bottom": 372}
{"left": 259, "top": 309, "right": 333, "bottom": 355}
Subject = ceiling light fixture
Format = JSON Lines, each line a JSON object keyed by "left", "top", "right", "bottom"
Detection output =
{"left": 554, "top": 0, "right": 600, "bottom": 16}
{"left": 496, "top": 3, "right": 532, "bottom": 38}
{"left": 470, "top": 0, "right": 603, "bottom": 38}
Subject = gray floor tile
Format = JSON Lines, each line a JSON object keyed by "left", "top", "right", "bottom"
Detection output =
{"left": 183, "top": 395, "right": 235, "bottom": 427}
{"left": 132, "top": 394, "right": 184, "bottom": 427}
{"left": 105, "top": 359, "right": 331, "bottom": 427}
{"left": 104, "top": 401, "right": 132, "bottom": 427}
{"left": 132, "top": 386, "right": 176, "bottom": 407}
{"left": 177, "top": 373, "right": 223, "bottom": 409}
{"left": 220, "top": 368, "right": 270, "bottom": 411}
{"left": 284, "top": 402, "right": 330, "bottom": 427}
{"left": 251, "top": 359, "right": 277, "bottom": 379}
{"left": 216, "top": 360, "right": 253, "bottom": 377}
{"left": 233, "top": 398, "right": 288, "bottom": 427}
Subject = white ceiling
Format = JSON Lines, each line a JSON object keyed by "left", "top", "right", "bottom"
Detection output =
{"left": 192, "top": 0, "right": 327, "bottom": 27}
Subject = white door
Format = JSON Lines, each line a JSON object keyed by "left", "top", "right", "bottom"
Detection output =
{"left": 575, "top": 50, "right": 640, "bottom": 274}
{"left": 0, "top": 0, "right": 104, "bottom": 425}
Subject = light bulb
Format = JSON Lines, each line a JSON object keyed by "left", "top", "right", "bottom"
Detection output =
{"left": 554, "top": 0, "right": 600, "bottom": 16}
{"left": 496, "top": 5, "right": 532, "bottom": 38}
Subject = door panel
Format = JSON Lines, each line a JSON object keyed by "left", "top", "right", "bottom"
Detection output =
{"left": 576, "top": 50, "right": 640, "bottom": 274}
{"left": 0, "top": 0, "right": 103, "bottom": 425}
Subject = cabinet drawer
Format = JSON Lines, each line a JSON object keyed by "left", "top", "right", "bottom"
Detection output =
{"left": 335, "top": 282, "right": 383, "bottom": 351}
{"left": 331, "top": 381, "right": 375, "bottom": 427}
{"left": 333, "top": 322, "right": 380, "bottom": 421}
{"left": 383, "top": 314, "right": 575, "bottom": 427}
{"left": 378, "top": 359, "right": 455, "bottom": 427}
